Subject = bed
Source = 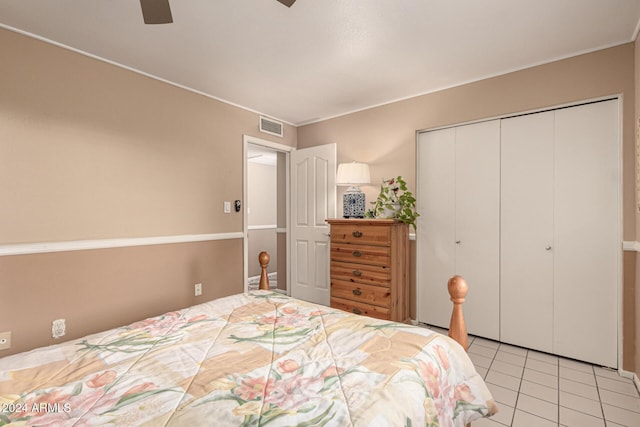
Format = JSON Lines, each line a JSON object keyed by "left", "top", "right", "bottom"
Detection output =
{"left": 0, "top": 252, "right": 497, "bottom": 426}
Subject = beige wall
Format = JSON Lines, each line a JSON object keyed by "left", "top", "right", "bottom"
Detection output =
{"left": 1, "top": 28, "right": 295, "bottom": 243}
{"left": 299, "top": 43, "right": 637, "bottom": 372}
{"left": 0, "top": 27, "right": 296, "bottom": 356}
{"left": 1, "top": 240, "right": 242, "bottom": 355}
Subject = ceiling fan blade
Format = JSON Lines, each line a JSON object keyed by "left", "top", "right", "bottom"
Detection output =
{"left": 276, "top": 0, "right": 296, "bottom": 7}
{"left": 140, "top": 0, "right": 173, "bottom": 24}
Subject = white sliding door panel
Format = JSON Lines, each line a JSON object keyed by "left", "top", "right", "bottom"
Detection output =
{"left": 501, "top": 112, "right": 555, "bottom": 352}
{"left": 454, "top": 121, "right": 501, "bottom": 340}
{"left": 417, "top": 128, "right": 456, "bottom": 328}
{"left": 553, "top": 100, "right": 619, "bottom": 367}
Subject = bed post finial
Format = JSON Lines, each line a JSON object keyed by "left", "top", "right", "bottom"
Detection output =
{"left": 448, "top": 275, "right": 469, "bottom": 352}
{"left": 258, "top": 251, "right": 270, "bottom": 290}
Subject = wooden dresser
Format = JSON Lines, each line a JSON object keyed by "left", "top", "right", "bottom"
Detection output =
{"left": 327, "top": 219, "right": 410, "bottom": 322}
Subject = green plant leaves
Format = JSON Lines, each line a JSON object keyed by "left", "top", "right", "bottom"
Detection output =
{"left": 367, "top": 176, "right": 419, "bottom": 230}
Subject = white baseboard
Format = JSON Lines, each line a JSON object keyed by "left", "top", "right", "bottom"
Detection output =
{"left": 616, "top": 369, "right": 640, "bottom": 394}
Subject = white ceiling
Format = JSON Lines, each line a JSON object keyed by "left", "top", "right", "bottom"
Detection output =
{"left": 2, "top": 0, "right": 640, "bottom": 126}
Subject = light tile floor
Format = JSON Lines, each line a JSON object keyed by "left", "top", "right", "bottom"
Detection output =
{"left": 427, "top": 326, "right": 640, "bottom": 427}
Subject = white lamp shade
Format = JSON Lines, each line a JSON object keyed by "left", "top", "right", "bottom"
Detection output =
{"left": 336, "top": 162, "right": 371, "bottom": 186}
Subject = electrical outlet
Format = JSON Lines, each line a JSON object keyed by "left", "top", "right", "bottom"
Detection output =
{"left": 0, "top": 331, "right": 11, "bottom": 350}
{"left": 195, "top": 283, "right": 202, "bottom": 296}
{"left": 52, "top": 319, "right": 66, "bottom": 339}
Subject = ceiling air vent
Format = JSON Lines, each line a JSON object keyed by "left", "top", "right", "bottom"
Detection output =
{"left": 259, "top": 116, "right": 284, "bottom": 137}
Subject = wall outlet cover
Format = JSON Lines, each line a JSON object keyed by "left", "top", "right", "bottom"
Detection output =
{"left": 52, "top": 318, "right": 66, "bottom": 339}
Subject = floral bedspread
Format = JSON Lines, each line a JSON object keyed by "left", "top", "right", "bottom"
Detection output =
{"left": 0, "top": 291, "right": 497, "bottom": 426}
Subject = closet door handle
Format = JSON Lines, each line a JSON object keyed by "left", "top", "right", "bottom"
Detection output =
{"left": 545, "top": 246, "right": 552, "bottom": 251}
{"left": 455, "top": 240, "right": 461, "bottom": 244}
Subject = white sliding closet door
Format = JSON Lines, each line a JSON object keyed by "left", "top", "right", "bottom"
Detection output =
{"left": 419, "top": 99, "right": 619, "bottom": 367}
{"left": 416, "top": 128, "right": 456, "bottom": 329}
{"left": 501, "top": 111, "right": 555, "bottom": 353}
{"left": 500, "top": 100, "right": 619, "bottom": 367}
{"left": 417, "top": 121, "right": 500, "bottom": 340}
{"left": 553, "top": 100, "right": 619, "bottom": 367}
{"left": 454, "top": 122, "right": 501, "bottom": 340}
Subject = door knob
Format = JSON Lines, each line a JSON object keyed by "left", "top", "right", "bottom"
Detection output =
{"left": 546, "top": 246, "right": 552, "bottom": 251}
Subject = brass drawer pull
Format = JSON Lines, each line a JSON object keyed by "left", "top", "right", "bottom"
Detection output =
{"left": 352, "top": 288, "right": 362, "bottom": 296}
{"left": 352, "top": 250, "right": 362, "bottom": 257}
{"left": 352, "top": 308, "right": 362, "bottom": 315}
{"left": 352, "top": 231, "right": 363, "bottom": 238}
{"left": 352, "top": 270, "right": 363, "bottom": 277}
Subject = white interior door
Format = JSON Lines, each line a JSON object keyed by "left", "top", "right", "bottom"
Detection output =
{"left": 553, "top": 100, "right": 619, "bottom": 368}
{"left": 417, "top": 128, "right": 456, "bottom": 328}
{"left": 454, "top": 121, "right": 501, "bottom": 340}
{"left": 501, "top": 111, "right": 555, "bottom": 352}
{"left": 290, "top": 143, "right": 336, "bottom": 305}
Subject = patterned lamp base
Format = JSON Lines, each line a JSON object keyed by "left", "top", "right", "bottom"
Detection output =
{"left": 343, "top": 191, "right": 365, "bottom": 218}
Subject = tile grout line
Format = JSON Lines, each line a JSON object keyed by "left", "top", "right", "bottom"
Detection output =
{"left": 557, "top": 357, "right": 561, "bottom": 426}
{"left": 593, "top": 363, "right": 607, "bottom": 426}
{"left": 516, "top": 346, "right": 529, "bottom": 425}
{"left": 504, "top": 343, "right": 523, "bottom": 426}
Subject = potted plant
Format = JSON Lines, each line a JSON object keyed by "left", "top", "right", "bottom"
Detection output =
{"left": 366, "top": 176, "right": 419, "bottom": 230}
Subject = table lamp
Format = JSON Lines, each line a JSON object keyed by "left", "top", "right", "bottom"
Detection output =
{"left": 336, "top": 162, "right": 370, "bottom": 218}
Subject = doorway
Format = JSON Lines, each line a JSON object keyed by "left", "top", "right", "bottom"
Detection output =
{"left": 243, "top": 135, "right": 292, "bottom": 293}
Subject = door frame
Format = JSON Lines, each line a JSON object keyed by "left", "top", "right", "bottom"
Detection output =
{"left": 243, "top": 135, "right": 293, "bottom": 294}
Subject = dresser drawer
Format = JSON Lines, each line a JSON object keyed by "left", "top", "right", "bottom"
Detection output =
{"left": 330, "top": 261, "right": 390, "bottom": 286}
{"left": 331, "top": 297, "right": 390, "bottom": 320}
{"left": 330, "top": 224, "right": 391, "bottom": 246}
{"left": 330, "top": 243, "right": 390, "bottom": 266}
{"left": 331, "top": 280, "right": 391, "bottom": 308}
